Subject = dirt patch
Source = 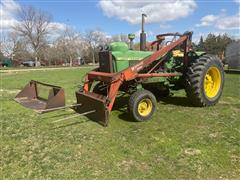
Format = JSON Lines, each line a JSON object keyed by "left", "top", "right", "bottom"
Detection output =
{"left": 184, "top": 148, "right": 201, "bottom": 156}
{"left": 0, "top": 89, "right": 20, "bottom": 94}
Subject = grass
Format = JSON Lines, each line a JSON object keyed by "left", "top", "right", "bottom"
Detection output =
{"left": 1, "top": 68, "right": 240, "bottom": 179}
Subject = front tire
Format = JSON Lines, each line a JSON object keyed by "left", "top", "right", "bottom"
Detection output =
{"left": 185, "top": 55, "right": 224, "bottom": 106}
{"left": 128, "top": 90, "right": 157, "bottom": 122}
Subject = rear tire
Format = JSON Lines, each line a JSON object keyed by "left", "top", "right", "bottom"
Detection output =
{"left": 185, "top": 55, "right": 224, "bottom": 106}
{"left": 128, "top": 90, "right": 157, "bottom": 122}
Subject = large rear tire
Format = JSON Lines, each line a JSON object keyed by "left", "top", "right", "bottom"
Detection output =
{"left": 185, "top": 55, "right": 224, "bottom": 106}
{"left": 128, "top": 90, "right": 157, "bottom": 122}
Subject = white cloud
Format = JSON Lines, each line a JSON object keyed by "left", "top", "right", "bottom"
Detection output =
{"left": 0, "top": 0, "right": 20, "bottom": 31}
{"left": 196, "top": 13, "right": 240, "bottom": 30}
{"left": 49, "top": 22, "right": 67, "bottom": 32}
{"left": 159, "top": 24, "right": 172, "bottom": 29}
{"left": 234, "top": 0, "right": 240, "bottom": 4}
{"left": 99, "top": 0, "right": 197, "bottom": 24}
{"left": 0, "top": 0, "right": 68, "bottom": 41}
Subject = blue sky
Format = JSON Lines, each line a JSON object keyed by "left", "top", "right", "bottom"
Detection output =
{"left": 1, "top": 0, "right": 240, "bottom": 42}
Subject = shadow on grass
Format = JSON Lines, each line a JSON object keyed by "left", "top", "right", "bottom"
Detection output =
{"left": 112, "top": 95, "right": 136, "bottom": 123}
{"left": 224, "top": 69, "right": 240, "bottom": 74}
{"left": 113, "top": 95, "right": 194, "bottom": 122}
{"left": 49, "top": 95, "right": 195, "bottom": 126}
{"left": 159, "top": 96, "right": 194, "bottom": 107}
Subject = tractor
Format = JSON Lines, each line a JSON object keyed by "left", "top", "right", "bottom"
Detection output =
{"left": 15, "top": 14, "right": 224, "bottom": 126}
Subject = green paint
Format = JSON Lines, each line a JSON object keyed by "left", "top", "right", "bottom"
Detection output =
{"left": 110, "top": 42, "right": 129, "bottom": 52}
{"left": 110, "top": 42, "right": 153, "bottom": 72}
{"left": 2, "top": 58, "right": 12, "bottom": 67}
{"left": 195, "top": 51, "right": 206, "bottom": 56}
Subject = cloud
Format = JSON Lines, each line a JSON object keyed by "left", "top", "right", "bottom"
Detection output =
{"left": 134, "top": 29, "right": 154, "bottom": 39}
{"left": 233, "top": 0, "right": 240, "bottom": 4}
{"left": 196, "top": 13, "right": 240, "bottom": 30}
{"left": 47, "top": 22, "right": 68, "bottom": 39}
{"left": 99, "top": 0, "right": 197, "bottom": 24}
{"left": 0, "top": 0, "right": 68, "bottom": 41}
{"left": 0, "top": 0, "right": 20, "bottom": 30}
{"left": 49, "top": 22, "right": 67, "bottom": 32}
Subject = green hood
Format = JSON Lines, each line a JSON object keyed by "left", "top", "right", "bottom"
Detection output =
{"left": 110, "top": 42, "right": 153, "bottom": 61}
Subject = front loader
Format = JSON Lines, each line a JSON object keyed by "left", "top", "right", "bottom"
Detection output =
{"left": 15, "top": 14, "right": 224, "bottom": 126}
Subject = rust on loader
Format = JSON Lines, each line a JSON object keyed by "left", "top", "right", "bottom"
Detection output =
{"left": 15, "top": 80, "right": 65, "bottom": 113}
{"left": 74, "top": 91, "right": 109, "bottom": 126}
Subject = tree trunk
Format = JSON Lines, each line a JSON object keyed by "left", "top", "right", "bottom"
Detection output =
{"left": 35, "top": 56, "right": 38, "bottom": 67}
{"left": 69, "top": 56, "right": 73, "bottom": 67}
{"left": 92, "top": 48, "right": 95, "bottom": 64}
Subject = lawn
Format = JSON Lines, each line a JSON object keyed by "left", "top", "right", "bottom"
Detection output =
{"left": 1, "top": 68, "right": 240, "bottom": 179}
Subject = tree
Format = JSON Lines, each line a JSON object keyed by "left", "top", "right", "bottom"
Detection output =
{"left": 13, "top": 6, "right": 51, "bottom": 66}
{"left": 216, "top": 34, "right": 233, "bottom": 59}
{"left": 197, "top": 36, "right": 204, "bottom": 51}
{"left": 0, "top": 32, "right": 30, "bottom": 61}
{"left": 204, "top": 33, "right": 234, "bottom": 60}
{"left": 54, "top": 27, "right": 88, "bottom": 66}
{"left": 84, "top": 30, "right": 108, "bottom": 64}
{"left": 0, "top": 50, "right": 4, "bottom": 62}
{"left": 111, "top": 34, "right": 129, "bottom": 43}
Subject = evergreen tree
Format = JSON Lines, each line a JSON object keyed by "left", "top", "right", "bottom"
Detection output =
{"left": 197, "top": 36, "right": 204, "bottom": 51}
{"left": 203, "top": 33, "right": 234, "bottom": 59}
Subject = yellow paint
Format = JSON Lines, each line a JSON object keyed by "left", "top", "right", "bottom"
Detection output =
{"left": 172, "top": 50, "right": 184, "bottom": 57}
{"left": 204, "top": 67, "right": 221, "bottom": 98}
{"left": 138, "top": 98, "right": 153, "bottom": 116}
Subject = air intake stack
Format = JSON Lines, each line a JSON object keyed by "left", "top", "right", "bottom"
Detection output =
{"left": 128, "top": 33, "right": 135, "bottom": 50}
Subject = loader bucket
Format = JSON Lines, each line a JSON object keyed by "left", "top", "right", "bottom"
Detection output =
{"left": 74, "top": 91, "right": 109, "bottom": 126}
{"left": 14, "top": 80, "right": 65, "bottom": 113}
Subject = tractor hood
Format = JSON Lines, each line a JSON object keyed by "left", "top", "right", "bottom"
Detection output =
{"left": 110, "top": 42, "right": 153, "bottom": 61}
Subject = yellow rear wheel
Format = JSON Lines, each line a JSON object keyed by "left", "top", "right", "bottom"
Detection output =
{"left": 204, "top": 67, "right": 221, "bottom": 98}
{"left": 185, "top": 55, "right": 224, "bottom": 106}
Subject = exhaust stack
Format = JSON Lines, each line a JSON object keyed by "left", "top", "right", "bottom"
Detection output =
{"left": 140, "top": 13, "right": 147, "bottom": 51}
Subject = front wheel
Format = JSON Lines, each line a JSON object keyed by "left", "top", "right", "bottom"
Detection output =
{"left": 128, "top": 90, "right": 157, "bottom": 122}
{"left": 185, "top": 55, "right": 224, "bottom": 106}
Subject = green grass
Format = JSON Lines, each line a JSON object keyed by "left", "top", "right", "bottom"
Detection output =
{"left": 1, "top": 68, "right": 240, "bottom": 179}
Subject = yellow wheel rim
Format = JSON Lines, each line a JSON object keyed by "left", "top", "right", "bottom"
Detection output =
{"left": 138, "top": 98, "right": 153, "bottom": 116}
{"left": 204, "top": 67, "right": 221, "bottom": 98}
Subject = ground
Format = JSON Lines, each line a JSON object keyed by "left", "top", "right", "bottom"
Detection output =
{"left": 1, "top": 67, "right": 240, "bottom": 179}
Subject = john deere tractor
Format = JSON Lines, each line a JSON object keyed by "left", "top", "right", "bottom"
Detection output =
{"left": 15, "top": 14, "right": 224, "bottom": 126}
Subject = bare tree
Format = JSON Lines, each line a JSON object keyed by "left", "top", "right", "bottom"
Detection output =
{"left": 55, "top": 27, "right": 88, "bottom": 66}
{"left": 84, "top": 29, "right": 108, "bottom": 64}
{"left": 0, "top": 33, "right": 16, "bottom": 57}
{"left": 13, "top": 6, "right": 51, "bottom": 66}
{"left": 112, "top": 34, "right": 129, "bottom": 44}
{"left": 0, "top": 32, "right": 30, "bottom": 61}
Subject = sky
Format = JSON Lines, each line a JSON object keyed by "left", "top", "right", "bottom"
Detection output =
{"left": 0, "top": 0, "right": 240, "bottom": 43}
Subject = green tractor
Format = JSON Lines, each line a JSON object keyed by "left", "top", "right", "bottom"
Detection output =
{"left": 15, "top": 14, "right": 224, "bottom": 126}
{"left": 92, "top": 14, "right": 224, "bottom": 123}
